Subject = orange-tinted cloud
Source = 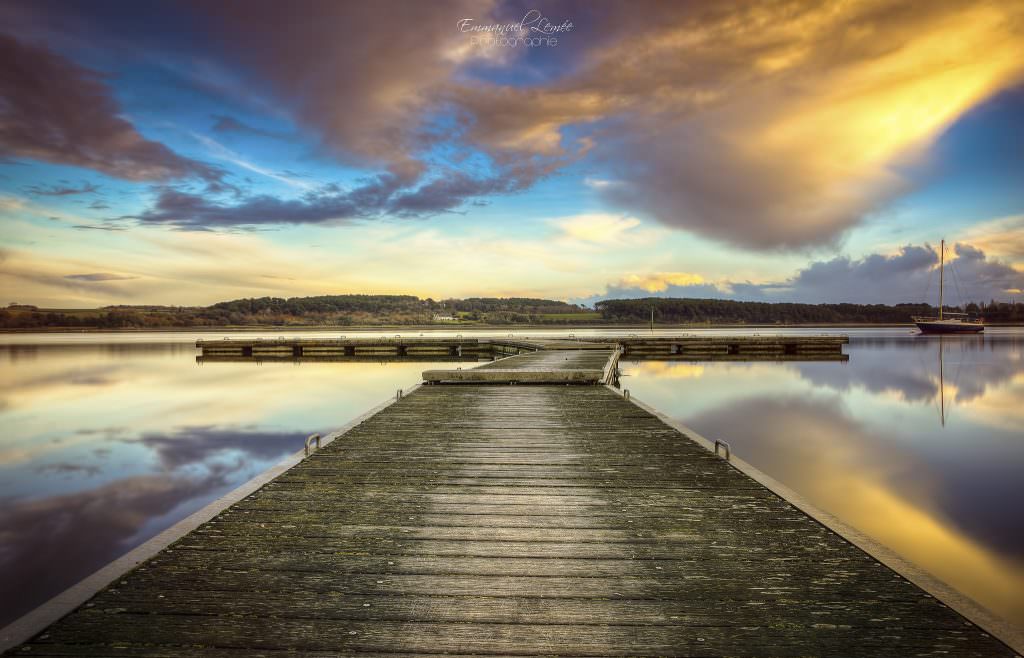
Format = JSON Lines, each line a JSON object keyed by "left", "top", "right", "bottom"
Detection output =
{"left": 456, "top": 1, "right": 1024, "bottom": 248}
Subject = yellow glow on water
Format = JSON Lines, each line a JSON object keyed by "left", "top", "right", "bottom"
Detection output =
{"left": 959, "top": 374, "right": 1024, "bottom": 432}
{"left": 829, "top": 475, "right": 1024, "bottom": 623}
{"left": 622, "top": 341, "right": 1024, "bottom": 627}
{"left": 637, "top": 361, "right": 706, "bottom": 379}
{"left": 0, "top": 347, "right": 434, "bottom": 470}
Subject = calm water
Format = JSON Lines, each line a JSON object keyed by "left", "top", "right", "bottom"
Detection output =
{"left": 1, "top": 329, "right": 1022, "bottom": 630}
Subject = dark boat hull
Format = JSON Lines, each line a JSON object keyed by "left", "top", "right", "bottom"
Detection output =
{"left": 915, "top": 321, "right": 984, "bottom": 334}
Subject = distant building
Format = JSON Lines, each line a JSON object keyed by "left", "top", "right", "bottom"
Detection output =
{"left": 432, "top": 313, "right": 456, "bottom": 322}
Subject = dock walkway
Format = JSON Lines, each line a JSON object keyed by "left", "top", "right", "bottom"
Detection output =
{"left": 423, "top": 348, "right": 620, "bottom": 384}
{"left": 3, "top": 346, "right": 1016, "bottom": 656}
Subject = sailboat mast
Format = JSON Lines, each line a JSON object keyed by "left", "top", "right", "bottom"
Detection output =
{"left": 938, "top": 239, "right": 944, "bottom": 320}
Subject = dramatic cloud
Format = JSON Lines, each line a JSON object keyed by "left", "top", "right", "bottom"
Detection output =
{"left": 582, "top": 243, "right": 1024, "bottom": 305}
{"left": 8, "top": 2, "right": 1020, "bottom": 243}
{"left": 769, "top": 243, "right": 1024, "bottom": 303}
{"left": 198, "top": 0, "right": 487, "bottom": 167}
{"left": 454, "top": 1, "right": 1024, "bottom": 248}
{"left": 132, "top": 164, "right": 535, "bottom": 228}
{"left": 0, "top": 34, "right": 226, "bottom": 187}
{"left": 126, "top": 1, "right": 564, "bottom": 227}
{"left": 958, "top": 215, "right": 1024, "bottom": 265}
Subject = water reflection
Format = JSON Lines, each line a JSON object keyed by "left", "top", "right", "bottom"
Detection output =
{"left": 621, "top": 332, "right": 1024, "bottom": 628}
{"left": 2, "top": 331, "right": 1022, "bottom": 633}
{"left": 0, "top": 342, "right": 450, "bottom": 626}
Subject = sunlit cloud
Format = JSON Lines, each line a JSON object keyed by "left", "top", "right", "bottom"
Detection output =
{"left": 553, "top": 213, "right": 643, "bottom": 244}
{"left": 458, "top": 1, "right": 1024, "bottom": 248}
{"left": 618, "top": 272, "right": 709, "bottom": 293}
{"left": 956, "top": 214, "right": 1024, "bottom": 265}
{"left": 1, "top": 1, "right": 1023, "bottom": 306}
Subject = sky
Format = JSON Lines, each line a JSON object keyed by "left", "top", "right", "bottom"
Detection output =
{"left": 1, "top": 0, "right": 1023, "bottom": 308}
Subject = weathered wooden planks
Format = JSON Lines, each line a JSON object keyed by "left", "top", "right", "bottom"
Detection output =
{"left": 422, "top": 348, "right": 618, "bottom": 384}
{"left": 4, "top": 385, "right": 1014, "bottom": 657}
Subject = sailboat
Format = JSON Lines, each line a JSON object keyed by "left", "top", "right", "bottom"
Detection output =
{"left": 912, "top": 239, "right": 984, "bottom": 334}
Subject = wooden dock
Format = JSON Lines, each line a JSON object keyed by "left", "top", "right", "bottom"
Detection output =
{"left": 4, "top": 344, "right": 1017, "bottom": 657}
{"left": 195, "top": 334, "right": 849, "bottom": 362}
{"left": 423, "top": 348, "right": 620, "bottom": 384}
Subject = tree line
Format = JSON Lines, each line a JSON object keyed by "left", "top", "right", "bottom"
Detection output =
{"left": 2, "top": 295, "right": 1021, "bottom": 329}
{"left": 595, "top": 298, "right": 1024, "bottom": 324}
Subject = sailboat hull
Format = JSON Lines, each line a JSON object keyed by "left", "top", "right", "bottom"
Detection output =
{"left": 914, "top": 320, "right": 984, "bottom": 334}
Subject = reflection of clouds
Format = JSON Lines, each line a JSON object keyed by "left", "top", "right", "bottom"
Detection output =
{"left": 960, "top": 374, "right": 1024, "bottom": 432}
{"left": 0, "top": 425, "right": 301, "bottom": 626}
{"left": 0, "top": 473, "right": 225, "bottom": 626}
{"left": 795, "top": 357, "right": 936, "bottom": 402}
{"left": 32, "top": 462, "right": 102, "bottom": 478}
{"left": 627, "top": 361, "right": 705, "bottom": 379}
{"left": 0, "top": 344, "right": 432, "bottom": 469}
{"left": 688, "top": 393, "right": 892, "bottom": 487}
{"left": 133, "top": 426, "right": 301, "bottom": 471}
{"left": 793, "top": 338, "right": 1023, "bottom": 406}
{"left": 0, "top": 362, "right": 127, "bottom": 417}
{"left": 0, "top": 342, "right": 446, "bottom": 629}
{"left": 686, "top": 393, "right": 1024, "bottom": 623}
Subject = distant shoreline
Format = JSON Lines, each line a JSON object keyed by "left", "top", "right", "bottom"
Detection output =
{"left": 2, "top": 322, "right": 1022, "bottom": 334}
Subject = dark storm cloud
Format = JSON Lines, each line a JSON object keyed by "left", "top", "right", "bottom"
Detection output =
{"left": 25, "top": 181, "right": 99, "bottom": 196}
{"left": 0, "top": 34, "right": 227, "bottom": 187}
